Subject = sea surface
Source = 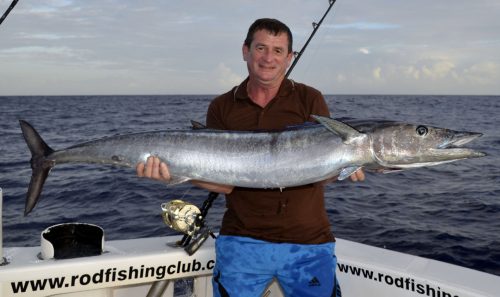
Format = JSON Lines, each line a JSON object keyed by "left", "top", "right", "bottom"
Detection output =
{"left": 1, "top": 95, "right": 499, "bottom": 277}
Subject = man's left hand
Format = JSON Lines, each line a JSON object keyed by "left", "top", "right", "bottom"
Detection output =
{"left": 349, "top": 168, "right": 365, "bottom": 182}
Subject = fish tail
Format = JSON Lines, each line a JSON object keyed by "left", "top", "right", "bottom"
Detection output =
{"left": 19, "top": 120, "right": 55, "bottom": 216}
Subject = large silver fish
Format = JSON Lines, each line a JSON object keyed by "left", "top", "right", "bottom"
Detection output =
{"left": 19, "top": 116, "right": 485, "bottom": 215}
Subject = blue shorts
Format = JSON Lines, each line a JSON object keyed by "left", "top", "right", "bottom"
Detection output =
{"left": 212, "top": 235, "right": 341, "bottom": 297}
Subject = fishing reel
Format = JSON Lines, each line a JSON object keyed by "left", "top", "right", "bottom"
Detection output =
{"left": 162, "top": 200, "right": 202, "bottom": 236}
{"left": 161, "top": 193, "right": 218, "bottom": 255}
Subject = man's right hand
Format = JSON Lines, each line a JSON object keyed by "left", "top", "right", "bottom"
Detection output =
{"left": 136, "top": 156, "right": 171, "bottom": 182}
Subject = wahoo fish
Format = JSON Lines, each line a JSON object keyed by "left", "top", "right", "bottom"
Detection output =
{"left": 19, "top": 116, "right": 485, "bottom": 215}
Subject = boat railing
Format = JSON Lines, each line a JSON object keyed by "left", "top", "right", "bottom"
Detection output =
{"left": 1, "top": 187, "right": 499, "bottom": 297}
{"left": 0, "top": 232, "right": 284, "bottom": 296}
{"left": 0, "top": 185, "right": 283, "bottom": 297}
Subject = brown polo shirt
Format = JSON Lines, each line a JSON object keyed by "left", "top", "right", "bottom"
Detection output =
{"left": 206, "top": 78, "right": 335, "bottom": 244}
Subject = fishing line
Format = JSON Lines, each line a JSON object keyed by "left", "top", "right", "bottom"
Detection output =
{"left": 295, "top": 23, "right": 331, "bottom": 80}
{"left": 179, "top": 185, "right": 192, "bottom": 201}
{"left": 0, "top": 0, "right": 19, "bottom": 27}
{"left": 285, "top": 0, "right": 338, "bottom": 78}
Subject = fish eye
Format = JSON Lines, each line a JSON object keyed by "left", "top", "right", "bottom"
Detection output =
{"left": 416, "top": 125, "right": 428, "bottom": 136}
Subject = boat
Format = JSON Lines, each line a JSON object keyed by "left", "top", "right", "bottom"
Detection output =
{"left": 1, "top": 188, "right": 499, "bottom": 297}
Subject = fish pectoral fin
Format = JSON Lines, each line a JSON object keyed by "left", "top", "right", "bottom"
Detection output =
{"left": 338, "top": 166, "right": 363, "bottom": 181}
{"left": 166, "top": 176, "right": 191, "bottom": 185}
{"left": 311, "top": 115, "right": 363, "bottom": 144}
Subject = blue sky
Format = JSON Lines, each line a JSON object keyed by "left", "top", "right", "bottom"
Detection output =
{"left": 0, "top": 0, "right": 499, "bottom": 95}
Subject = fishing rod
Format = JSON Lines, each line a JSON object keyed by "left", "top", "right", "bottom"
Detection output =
{"left": 0, "top": 0, "right": 19, "bottom": 27}
{"left": 286, "top": 0, "right": 338, "bottom": 78}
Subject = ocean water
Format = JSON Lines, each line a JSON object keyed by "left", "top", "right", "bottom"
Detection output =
{"left": 1, "top": 95, "right": 499, "bottom": 277}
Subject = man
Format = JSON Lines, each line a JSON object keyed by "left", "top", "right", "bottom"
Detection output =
{"left": 137, "top": 18, "right": 364, "bottom": 297}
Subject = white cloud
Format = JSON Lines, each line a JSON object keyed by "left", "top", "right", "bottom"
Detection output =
{"left": 336, "top": 74, "right": 346, "bottom": 83}
{"left": 16, "top": 32, "right": 91, "bottom": 40}
{"left": 359, "top": 48, "right": 370, "bottom": 55}
{"left": 421, "top": 60, "right": 455, "bottom": 80}
{"left": 372, "top": 67, "right": 382, "bottom": 80}
{"left": 1, "top": 0, "right": 499, "bottom": 95}
{"left": 20, "top": 0, "right": 76, "bottom": 17}
{"left": 404, "top": 66, "right": 420, "bottom": 80}
{"left": 462, "top": 62, "right": 500, "bottom": 85}
{"left": 215, "top": 63, "right": 243, "bottom": 89}
{"left": 0, "top": 46, "right": 82, "bottom": 58}
{"left": 331, "top": 22, "right": 400, "bottom": 30}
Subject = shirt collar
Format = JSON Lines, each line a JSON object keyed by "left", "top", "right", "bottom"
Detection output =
{"left": 233, "top": 77, "right": 295, "bottom": 101}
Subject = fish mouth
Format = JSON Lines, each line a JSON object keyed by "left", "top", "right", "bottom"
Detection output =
{"left": 434, "top": 131, "right": 486, "bottom": 159}
{"left": 439, "top": 131, "right": 483, "bottom": 149}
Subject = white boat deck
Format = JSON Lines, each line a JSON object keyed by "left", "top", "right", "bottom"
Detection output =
{"left": 1, "top": 235, "right": 499, "bottom": 297}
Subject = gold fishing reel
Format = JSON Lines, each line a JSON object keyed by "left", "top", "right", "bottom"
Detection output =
{"left": 161, "top": 195, "right": 218, "bottom": 255}
{"left": 161, "top": 200, "right": 202, "bottom": 236}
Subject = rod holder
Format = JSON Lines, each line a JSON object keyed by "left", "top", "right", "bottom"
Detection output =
{"left": 41, "top": 223, "right": 104, "bottom": 260}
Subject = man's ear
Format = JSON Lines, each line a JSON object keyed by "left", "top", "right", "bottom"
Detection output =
{"left": 286, "top": 51, "right": 293, "bottom": 67}
{"left": 242, "top": 44, "right": 249, "bottom": 61}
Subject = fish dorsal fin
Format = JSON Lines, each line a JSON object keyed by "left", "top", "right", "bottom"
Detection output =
{"left": 311, "top": 115, "right": 364, "bottom": 144}
{"left": 190, "top": 120, "right": 207, "bottom": 130}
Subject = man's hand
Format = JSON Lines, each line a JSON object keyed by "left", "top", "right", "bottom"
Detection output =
{"left": 136, "top": 156, "right": 171, "bottom": 182}
{"left": 349, "top": 168, "right": 365, "bottom": 182}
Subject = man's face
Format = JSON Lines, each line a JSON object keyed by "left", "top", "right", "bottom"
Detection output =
{"left": 243, "top": 29, "right": 293, "bottom": 86}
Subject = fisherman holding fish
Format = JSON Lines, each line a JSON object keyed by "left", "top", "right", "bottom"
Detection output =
{"left": 137, "top": 18, "right": 364, "bottom": 297}
{"left": 19, "top": 16, "right": 484, "bottom": 297}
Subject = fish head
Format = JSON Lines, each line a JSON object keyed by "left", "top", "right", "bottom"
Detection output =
{"left": 369, "top": 122, "right": 486, "bottom": 169}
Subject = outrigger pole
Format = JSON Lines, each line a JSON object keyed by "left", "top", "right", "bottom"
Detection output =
{"left": 0, "top": 0, "right": 19, "bottom": 27}
{"left": 286, "top": 0, "right": 338, "bottom": 78}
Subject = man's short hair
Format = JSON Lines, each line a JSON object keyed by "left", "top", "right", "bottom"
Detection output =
{"left": 244, "top": 18, "right": 293, "bottom": 53}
